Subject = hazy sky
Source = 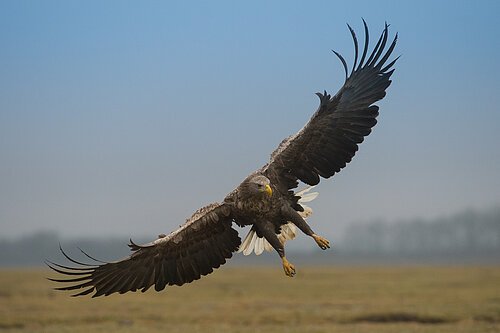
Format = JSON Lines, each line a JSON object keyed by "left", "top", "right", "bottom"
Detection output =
{"left": 1, "top": 0, "right": 499, "bottom": 241}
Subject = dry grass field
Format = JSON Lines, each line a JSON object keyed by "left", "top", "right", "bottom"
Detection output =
{"left": 0, "top": 266, "right": 499, "bottom": 333}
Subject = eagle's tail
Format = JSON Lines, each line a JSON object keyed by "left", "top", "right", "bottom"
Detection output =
{"left": 238, "top": 186, "right": 318, "bottom": 256}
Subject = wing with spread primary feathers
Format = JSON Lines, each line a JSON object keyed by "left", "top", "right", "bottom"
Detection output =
{"left": 263, "top": 21, "right": 398, "bottom": 196}
{"left": 47, "top": 203, "right": 240, "bottom": 297}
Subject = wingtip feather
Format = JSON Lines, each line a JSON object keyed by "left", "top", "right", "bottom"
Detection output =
{"left": 332, "top": 49, "right": 348, "bottom": 81}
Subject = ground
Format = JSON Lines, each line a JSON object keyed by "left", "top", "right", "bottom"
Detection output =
{"left": 0, "top": 266, "right": 499, "bottom": 332}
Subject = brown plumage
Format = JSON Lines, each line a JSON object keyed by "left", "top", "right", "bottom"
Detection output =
{"left": 47, "top": 20, "right": 398, "bottom": 297}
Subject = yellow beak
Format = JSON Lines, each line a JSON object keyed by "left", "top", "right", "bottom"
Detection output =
{"left": 265, "top": 184, "right": 273, "bottom": 197}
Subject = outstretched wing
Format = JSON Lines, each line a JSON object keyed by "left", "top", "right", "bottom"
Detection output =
{"left": 263, "top": 21, "right": 398, "bottom": 197}
{"left": 47, "top": 203, "right": 240, "bottom": 297}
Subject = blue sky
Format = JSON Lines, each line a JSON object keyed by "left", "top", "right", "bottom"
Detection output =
{"left": 1, "top": 0, "right": 499, "bottom": 243}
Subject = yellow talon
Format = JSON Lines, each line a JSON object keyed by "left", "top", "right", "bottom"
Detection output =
{"left": 282, "top": 256, "right": 296, "bottom": 277}
{"left": 312, "top": 234, "right": 330, "bottom": 250}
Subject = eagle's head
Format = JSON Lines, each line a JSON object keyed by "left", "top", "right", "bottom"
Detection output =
{"left": 240, "top": 175, "right": 273, "bottom": 199}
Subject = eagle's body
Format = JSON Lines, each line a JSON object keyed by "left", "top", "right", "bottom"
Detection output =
{"left": 48, "top": 21, "right": 398, "bottom": 297}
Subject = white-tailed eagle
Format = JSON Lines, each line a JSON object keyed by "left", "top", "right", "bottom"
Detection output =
{"left": 47, "top": 21, "right": 398, "bottom": 297}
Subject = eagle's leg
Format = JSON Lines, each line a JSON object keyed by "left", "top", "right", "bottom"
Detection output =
{"left": 282, "top": 206, "right": 331, "bottom": 250}
{"left": 254, "top": 220, "right": 296, "bottom": 277}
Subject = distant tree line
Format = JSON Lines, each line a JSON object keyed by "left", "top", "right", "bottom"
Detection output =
{"left": 340, "top": 207, "right": 500, "bottom": 258}
{"left": 0, "top": 231, "right": 149, "bottom": 267}
{"left": 1, "top": 206, "right": 499, "bottom": 266}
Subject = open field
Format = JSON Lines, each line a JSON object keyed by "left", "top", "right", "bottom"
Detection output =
{"left": 1, "top": 266, "right": 499, "bottom": 333}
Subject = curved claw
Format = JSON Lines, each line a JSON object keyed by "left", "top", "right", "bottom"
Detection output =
{"left": 282, "top": 257, "right": 296, "bottom": 277}
{"left": 312, "top": 234, "right": 330, "bottom": 250}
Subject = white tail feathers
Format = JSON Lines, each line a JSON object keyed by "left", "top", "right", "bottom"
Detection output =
{"left": 240, "top": 229, "right": 257, "bottom": 256}
{"left": 239, "top": 230, "right": 267, "bottom": 256}
{"left": 295, "top": 186, "right": 319, "bottom": 203}
{"left": 237, "top": 186, "right": 318, "bottom": 256}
